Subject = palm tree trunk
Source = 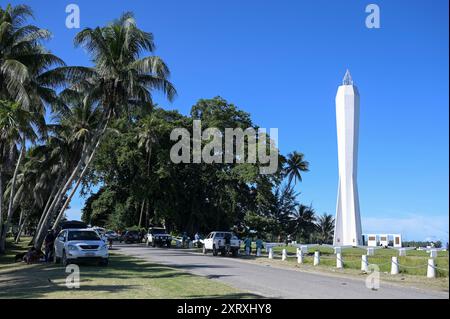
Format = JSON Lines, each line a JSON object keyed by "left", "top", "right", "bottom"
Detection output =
{"left": 34, "top": 172, "right": 63, "bottom": 239}
{"left": 52, "top": 113, "right": 111, "bottom": 230}
{"left": 15, "top": 213, "right": 28, "bottom": 243}
{"left": 138, "top": 200, "right": 145, "bottom": 228}
{"left": 0, "top": 140, "right": 24, "bottom": 254}
{"left": 0, "top": 169, "right": 4, "bottom": 253}
{"left": 33, "top": 143, "right": 90, "bottom": 249}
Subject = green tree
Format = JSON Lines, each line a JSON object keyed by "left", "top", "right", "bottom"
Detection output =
{"left": 283, "top": 151, "right": 309, "bottom": 188}
{"left": 36, "top": 12, "right": 176, "bottom": 246}
{"left": 315, "top": 213, "right": 334, "bottom": 244}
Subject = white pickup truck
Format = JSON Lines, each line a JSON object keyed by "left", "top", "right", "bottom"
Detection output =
{"left": 202, "top": 231, "right": 241, "bottom": 257}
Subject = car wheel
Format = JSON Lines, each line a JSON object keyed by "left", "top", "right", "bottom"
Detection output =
{"left": 232, "top": 249, "right": 239, "bottom": 257}
{"left": 212, "top": 246, "right": 218, "bottom": 256}
{"left": 152, "top": 241, "right": 156, "bottom": 247}
{"left": 167, "top": 242, "right": 171, "bottom": 248}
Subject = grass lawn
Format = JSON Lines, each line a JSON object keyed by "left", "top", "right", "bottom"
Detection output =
{"left": 0, "top": 238, "right": 257, "bottom": 299}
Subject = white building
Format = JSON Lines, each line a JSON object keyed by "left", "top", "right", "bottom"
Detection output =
{"left": 333, "top": 70, "right": 363, "bottom": 246}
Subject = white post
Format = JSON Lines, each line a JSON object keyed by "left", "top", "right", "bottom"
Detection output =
{"left": 361, "top": 255, "right": 369, "bottom": 272}
{"left": 256, "top": 247, "right": 261, "bottom": 257}
{"left": 297, "top": 248, "right": 303, "bottom": 264}
{"left": 334, "top": 247, "right": 341, "bottom": 254}
{"left": 336, "top": 253, "right": 343, "bottom": 269}
{"left": 301, "top": 245, "right": 308, "bottom": 255}
{"left": 268, "top": 247, "right": 273, "bottom": 259}
{"left": 313, "top": 251, "right": 320, "bottom": 266}
{"left": 282, "top": 249, "right": 287, "bottom": 261}
{"left": 430, "top": 249, "right": 438, "bottom": 258}
{"left": 391, "top": 256, "right": 399, "bottom": 275}
{"left": 398, "top": 248, "right": 406, "bottom": 257}
{"left": 367, "top": 248, "right": 374, "bottom": 256}
{"left": 427, "top": 258, "right": 436, "bottom": 278}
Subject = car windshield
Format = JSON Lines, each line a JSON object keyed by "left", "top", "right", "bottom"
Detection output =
{"left": 151, "top": 228, "right": 166, "bottom": 234}
{"left": 68, "top": 231, "right": 100, "bottom": 241}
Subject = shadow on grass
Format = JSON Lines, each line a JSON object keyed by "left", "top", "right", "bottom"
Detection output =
{"left": 0, "top": 254, "right": 214, "bottom": 298}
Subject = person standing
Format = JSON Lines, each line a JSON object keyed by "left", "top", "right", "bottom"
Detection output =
{"left": 44, "top": 229, "right": 55, "bottom": 262}
{"left": 194, "top": 232, "right": 200, "bottom": 248}
{"left": 244, "top": 236, "right": 252, "bottom": 255}
{"left": 255, "top": 236, "right": 264, "bottom": 256}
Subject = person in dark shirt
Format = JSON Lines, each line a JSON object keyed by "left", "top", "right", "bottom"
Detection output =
{"left": 44, "top": 229, "right": 55, "bottom": 262}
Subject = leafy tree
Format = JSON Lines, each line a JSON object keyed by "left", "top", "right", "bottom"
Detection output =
{"left": 315, "top": 213, "right": 334, "bottom": 244}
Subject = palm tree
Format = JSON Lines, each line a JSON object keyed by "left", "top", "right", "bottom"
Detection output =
{"left": 33, "top": 97, "right": 102, "bottom": 249}
{"left": 0, "top": 4, "right": 76, "bottom": 111}
{"left": 1, "top": 4, "right": 81, "bottom": 252}
{"left": 283, "top": 151, "right": 309, "bottom": 188}
{"left": 290, "top": 204, "right": 316, "bottom": 243}
{"left": 0, "top": 100, "right": 38, "bottom": 252}
{"left": 316, "top": 213, "right": 334, "bottom": 244}
{"left": 46, "top": 12, "right": 176, "bottom": 236}
{"left": 136, "top": 112, "right": 170, "bottom": 227}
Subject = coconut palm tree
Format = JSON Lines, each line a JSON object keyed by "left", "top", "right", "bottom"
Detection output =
{"left": 136, "top": 112, "right": 170, "bottom": 226}
{"left": 33, "top": 97, "right": 102, "bottom": 249}
{"left": 1, "top": 4, "right": 84, "bottom": 252}
{"left": 283, "top": 151, "right": 309, "bottom": 188}
{"left": 0, "top": 4, "right": 77, "bottom": 111}
{"left": 290, "top": 204, "right": 316, "bottom": 243}
{"left": 316, "top": 213, "right": 334, "bottom": 244}
{"left": 47, "top": 12, "right": 176, "bottom": 232}
{"left": 0, "top": 100, "right": 39, "bottom": 252}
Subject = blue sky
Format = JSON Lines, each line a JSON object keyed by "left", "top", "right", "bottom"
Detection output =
{"left": 8, "top": 0, "right": 449, "bottom": 242}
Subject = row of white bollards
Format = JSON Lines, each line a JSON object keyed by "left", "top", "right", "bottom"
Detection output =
{"left": 266, "top": 248, "right": 438, "bottom": 278}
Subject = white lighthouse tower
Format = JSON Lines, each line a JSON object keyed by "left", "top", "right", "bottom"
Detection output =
{"left": 333, "top": 70, "right": 363, "bottom": 246}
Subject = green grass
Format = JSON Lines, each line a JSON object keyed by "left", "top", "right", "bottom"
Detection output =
{"left": 0, "top": 238, "right": 258, "bottom": 299}
{"left": 263, "top": 245, "right": 449, "bottom": 277}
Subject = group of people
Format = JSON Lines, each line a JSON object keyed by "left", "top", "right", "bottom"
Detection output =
{"left": 243, "top": 235, "right": 264, "bottom": 255}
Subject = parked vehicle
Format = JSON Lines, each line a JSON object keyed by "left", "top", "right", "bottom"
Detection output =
{"left": 203, "top": 231, "right": 241, "bottom": 257}
{"left": 120, "top": 230, "right": 141, "bottom": 243}
{"left": 105, "top": 230, "right": 119, "bottom": 241}
{"left": 92, "top": 227, "right": 107, "bottom": 241}
{"left": 146, "top": 227, "right": 172, "bottom": 247}
{"left": 54, "top": 228, "right": 109, "bottom": 266}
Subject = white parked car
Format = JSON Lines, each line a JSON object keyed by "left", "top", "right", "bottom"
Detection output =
{"left": 203, "top": 231, "right": 241, "bottom": 257}
{"left": 54, "top": 228, "right": 109, "bottom": 266}
{"left": 145, "top": 227, "right": 172, "bottom": 247}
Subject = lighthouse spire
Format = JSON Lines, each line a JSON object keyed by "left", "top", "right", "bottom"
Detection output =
{"left": 342, "top": 69, "right": 353, "bottom": 85}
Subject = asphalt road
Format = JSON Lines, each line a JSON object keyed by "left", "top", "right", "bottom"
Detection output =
{"left": 115, "top": 244, "right": 448, "bottom": 299}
